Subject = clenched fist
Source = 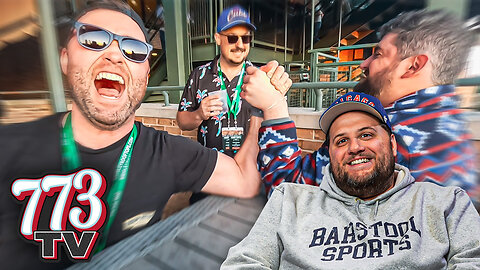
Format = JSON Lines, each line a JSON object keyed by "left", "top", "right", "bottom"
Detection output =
{"left": 241, "top": 66, "right": 285, "bottom": 111}
{"left": 260, "top": 60, "right": 292, "bottom": 96}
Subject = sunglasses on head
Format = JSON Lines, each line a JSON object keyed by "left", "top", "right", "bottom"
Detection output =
{"left": 219, "top": 33, "right": 252, "bottom": 44}
{"left": 74, "top": 22, "right": 153, "bottom": 63}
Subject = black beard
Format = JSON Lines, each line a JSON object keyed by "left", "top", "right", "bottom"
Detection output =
{"left": 353, "top": 77, "right": 381, "bottom": 97}
{"left": 354, "top": 62, "right": 398, "bottom": 99}
{"left": 330, "top": 146, "right": 396, "bottom": 199}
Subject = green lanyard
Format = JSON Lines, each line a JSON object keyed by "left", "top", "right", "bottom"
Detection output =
{"left": 217, "top": 61, "right": 246, "bottom": 125}
{"left": 61, "top": 113, "right": 138, "bottom": 253}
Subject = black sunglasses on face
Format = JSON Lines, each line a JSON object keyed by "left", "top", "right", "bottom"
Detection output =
{"left": 219, "top": 33, "right": 252, "bottom": 44}
{"left": 74, "top": 22, "right": 153, "bottom": 63}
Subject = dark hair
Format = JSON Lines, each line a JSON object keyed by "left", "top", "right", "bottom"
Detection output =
{"left": 61, "top": 0, "right": 148, "bottom": 46}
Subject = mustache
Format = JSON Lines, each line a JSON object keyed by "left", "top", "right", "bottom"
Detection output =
{"left": 345, "top": 154, "right": 374, "bottom": 165}
{"left": 230, "top": 48, "right": 246, "bottom": 52}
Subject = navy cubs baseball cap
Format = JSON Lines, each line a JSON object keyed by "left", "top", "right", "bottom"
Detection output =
{"left": 319, "top": 92, "right": 391, "bottom": 134}
{"left": 217, "top": 5, "right": 256, "bottom": 32}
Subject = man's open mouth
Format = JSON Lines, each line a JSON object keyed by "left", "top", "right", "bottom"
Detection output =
{"left": 94, "top": 72, "right": 126, "bottom": 100}
{"left": 349, "top": 158, "right": 371, "bottom": 165}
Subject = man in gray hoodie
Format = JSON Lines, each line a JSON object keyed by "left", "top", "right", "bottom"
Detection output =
{"left": 222, "top": 91, "right": 480, "bottom": 269}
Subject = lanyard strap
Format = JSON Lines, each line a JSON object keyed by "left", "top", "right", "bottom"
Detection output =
{"left": 61, "top": 114, "right": 81, "bottom": 171}
{"left": 217, "top": 61, "right": 246, "bottom": 123}
{"left": 61, "top": 113, "right": 138, "bottom": 253}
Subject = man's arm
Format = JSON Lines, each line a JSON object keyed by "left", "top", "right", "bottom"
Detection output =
{"left": 201, "top": 116, "right": 262, "bottom": 198}
{"left": 221, "top": 186, "right": 285, "bottom": 269}
{"left": 176, "top": 110, "right": 203, "bottom": 131}
{"left": 258, "top": 120, "right": 327, "bottom": 196}
{"left": 241, "top": 66, "right": 327, "bottom": 196}
{"left": 446, "top": 189, "right": 480, "bottom": 267}
{"left": 176, "top": 95, "right": 223, "bottom": 131}
{"left": 176, "top": 67, "right": 224, "bottom": 131}
{"left": 241, "top": 66, "right": 289, "bottom": 121}
{"left": 200, "top": 62, "right": 294, "bottom": 197}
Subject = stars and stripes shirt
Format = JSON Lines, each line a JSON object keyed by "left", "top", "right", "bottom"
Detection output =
{"left": 258, "top": 85, "right": 479, "bottom": 207}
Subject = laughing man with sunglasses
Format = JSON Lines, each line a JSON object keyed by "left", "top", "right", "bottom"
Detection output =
{"left": 0, "top": 1, "right": 285, "bottom": 269}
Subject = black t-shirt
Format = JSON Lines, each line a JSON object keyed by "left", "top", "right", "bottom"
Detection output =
{"left": 178, "top": 55, "right": 253, "bottom": 157}
{"left": 0, "top": 113, "right": 217, "bottom": 269}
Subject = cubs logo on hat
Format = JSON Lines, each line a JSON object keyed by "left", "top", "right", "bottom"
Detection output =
{"left": 217, "top": 5, "right": 256, "bottom": 32}
{"left": 319, "top": 92, "right": 391, "bottom": 134}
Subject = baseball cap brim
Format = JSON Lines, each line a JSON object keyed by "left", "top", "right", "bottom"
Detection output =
{"left": 319, "top": 102, "right": 385, "bottom": 134}
{"left": 219, "top": 21, "right": 256, "bottom": 32}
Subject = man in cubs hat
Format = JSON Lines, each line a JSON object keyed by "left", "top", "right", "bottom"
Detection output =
{"left": 177, "top": 5, "right": 291, "bottom": 203}
{"left": 223, "top": 89, "right": 480, "bottom": 268}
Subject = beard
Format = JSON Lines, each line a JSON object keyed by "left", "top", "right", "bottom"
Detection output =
{"left": 354, "top": 62, "right": 397, "bottom": 99}
{"left": 330, "top": 144, "right": 396, "bottom": 199}
{"left": 69, "top": 70, "right": 146, "bottom": 131}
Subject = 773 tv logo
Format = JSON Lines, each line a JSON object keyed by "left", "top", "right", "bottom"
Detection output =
{"left": 11, "top": 169, "right": 107, "bottom": 260}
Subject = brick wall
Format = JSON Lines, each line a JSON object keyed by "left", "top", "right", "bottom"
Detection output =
{"left": 135, "top": 115, "right": 480, "bottom": 162}
{"left": 134, "top": 116, "right": 197, "bottom": 141}
{"left": 134, "top": 115, "right": 326, "bottom": 155}
{"left": 2, "top": 101, "right": 480, "bottom": 161}
{"left": 0, "top": 99, "right": 53, "bottom": 125}
{"left": 296, "top": 128, "right": 325, "bottom": 155}
{"left": 135, "top": 105, "right": 480, "bottom": 161}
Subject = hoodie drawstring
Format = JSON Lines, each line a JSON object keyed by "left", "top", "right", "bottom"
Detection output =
{"left": 373, "top": 200, "right": 379, "bottom": 219}
{"left": 354, "top": 198, "right": 367, "bottom": 225}
{"left": 354, "top": 198, "right": 380, "bottom": 223}
{"left": 354, "top": 198, "right": 361, "bottom": 217}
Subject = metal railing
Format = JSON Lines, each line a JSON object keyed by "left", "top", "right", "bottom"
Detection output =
{"left": 144, "top": 75, "right": 480, "bottom": 110}
{"left": 146, "top": 81, "right": 355, "bottom": 109}
{"left": 301, "top": 44, "right": 376, "bottom": 109}
{"left": 4, "top": 76, "right": 479, "bottom": 110}
{"left": 455, "top": 76, "right": 480, "bottom": 86}
{"left": 189, "top": 0, "right": 214, "bottom": 44}
{"left": 145, "top": 86, "right": 185, "bottom": 106}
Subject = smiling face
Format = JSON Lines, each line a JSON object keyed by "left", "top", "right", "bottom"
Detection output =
{"left": 357, "top": 33, "right": 401, "bottom": 106}
{"left": 60, "top": 9, "right": 150, "bottom": 130}
{"left": 328, "top": 111, "right": 397, "bottom": 199}
{"left": 215, "top": 25, "right": 251, "bottom": 67}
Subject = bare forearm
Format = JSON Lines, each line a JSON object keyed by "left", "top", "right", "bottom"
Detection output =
{"left": 176, "top": 110, "right": 203, "bottom": 130}
{"left": 263, "top": 98, "right": 289, "bottom": 121}
{"left": 233, "top": 116, "right": 262, "bottom": 195}
{"left": 201, "top": 116, "right": 262, "bottom": 198}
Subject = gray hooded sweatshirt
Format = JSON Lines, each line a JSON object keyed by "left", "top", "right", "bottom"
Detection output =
{"left": 222, "top": 164, "right": 480, "bottom": 269}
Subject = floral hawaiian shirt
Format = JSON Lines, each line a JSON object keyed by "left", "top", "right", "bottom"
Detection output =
{"left": 178, "top": 55, "right": 253, "bottom": 157}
